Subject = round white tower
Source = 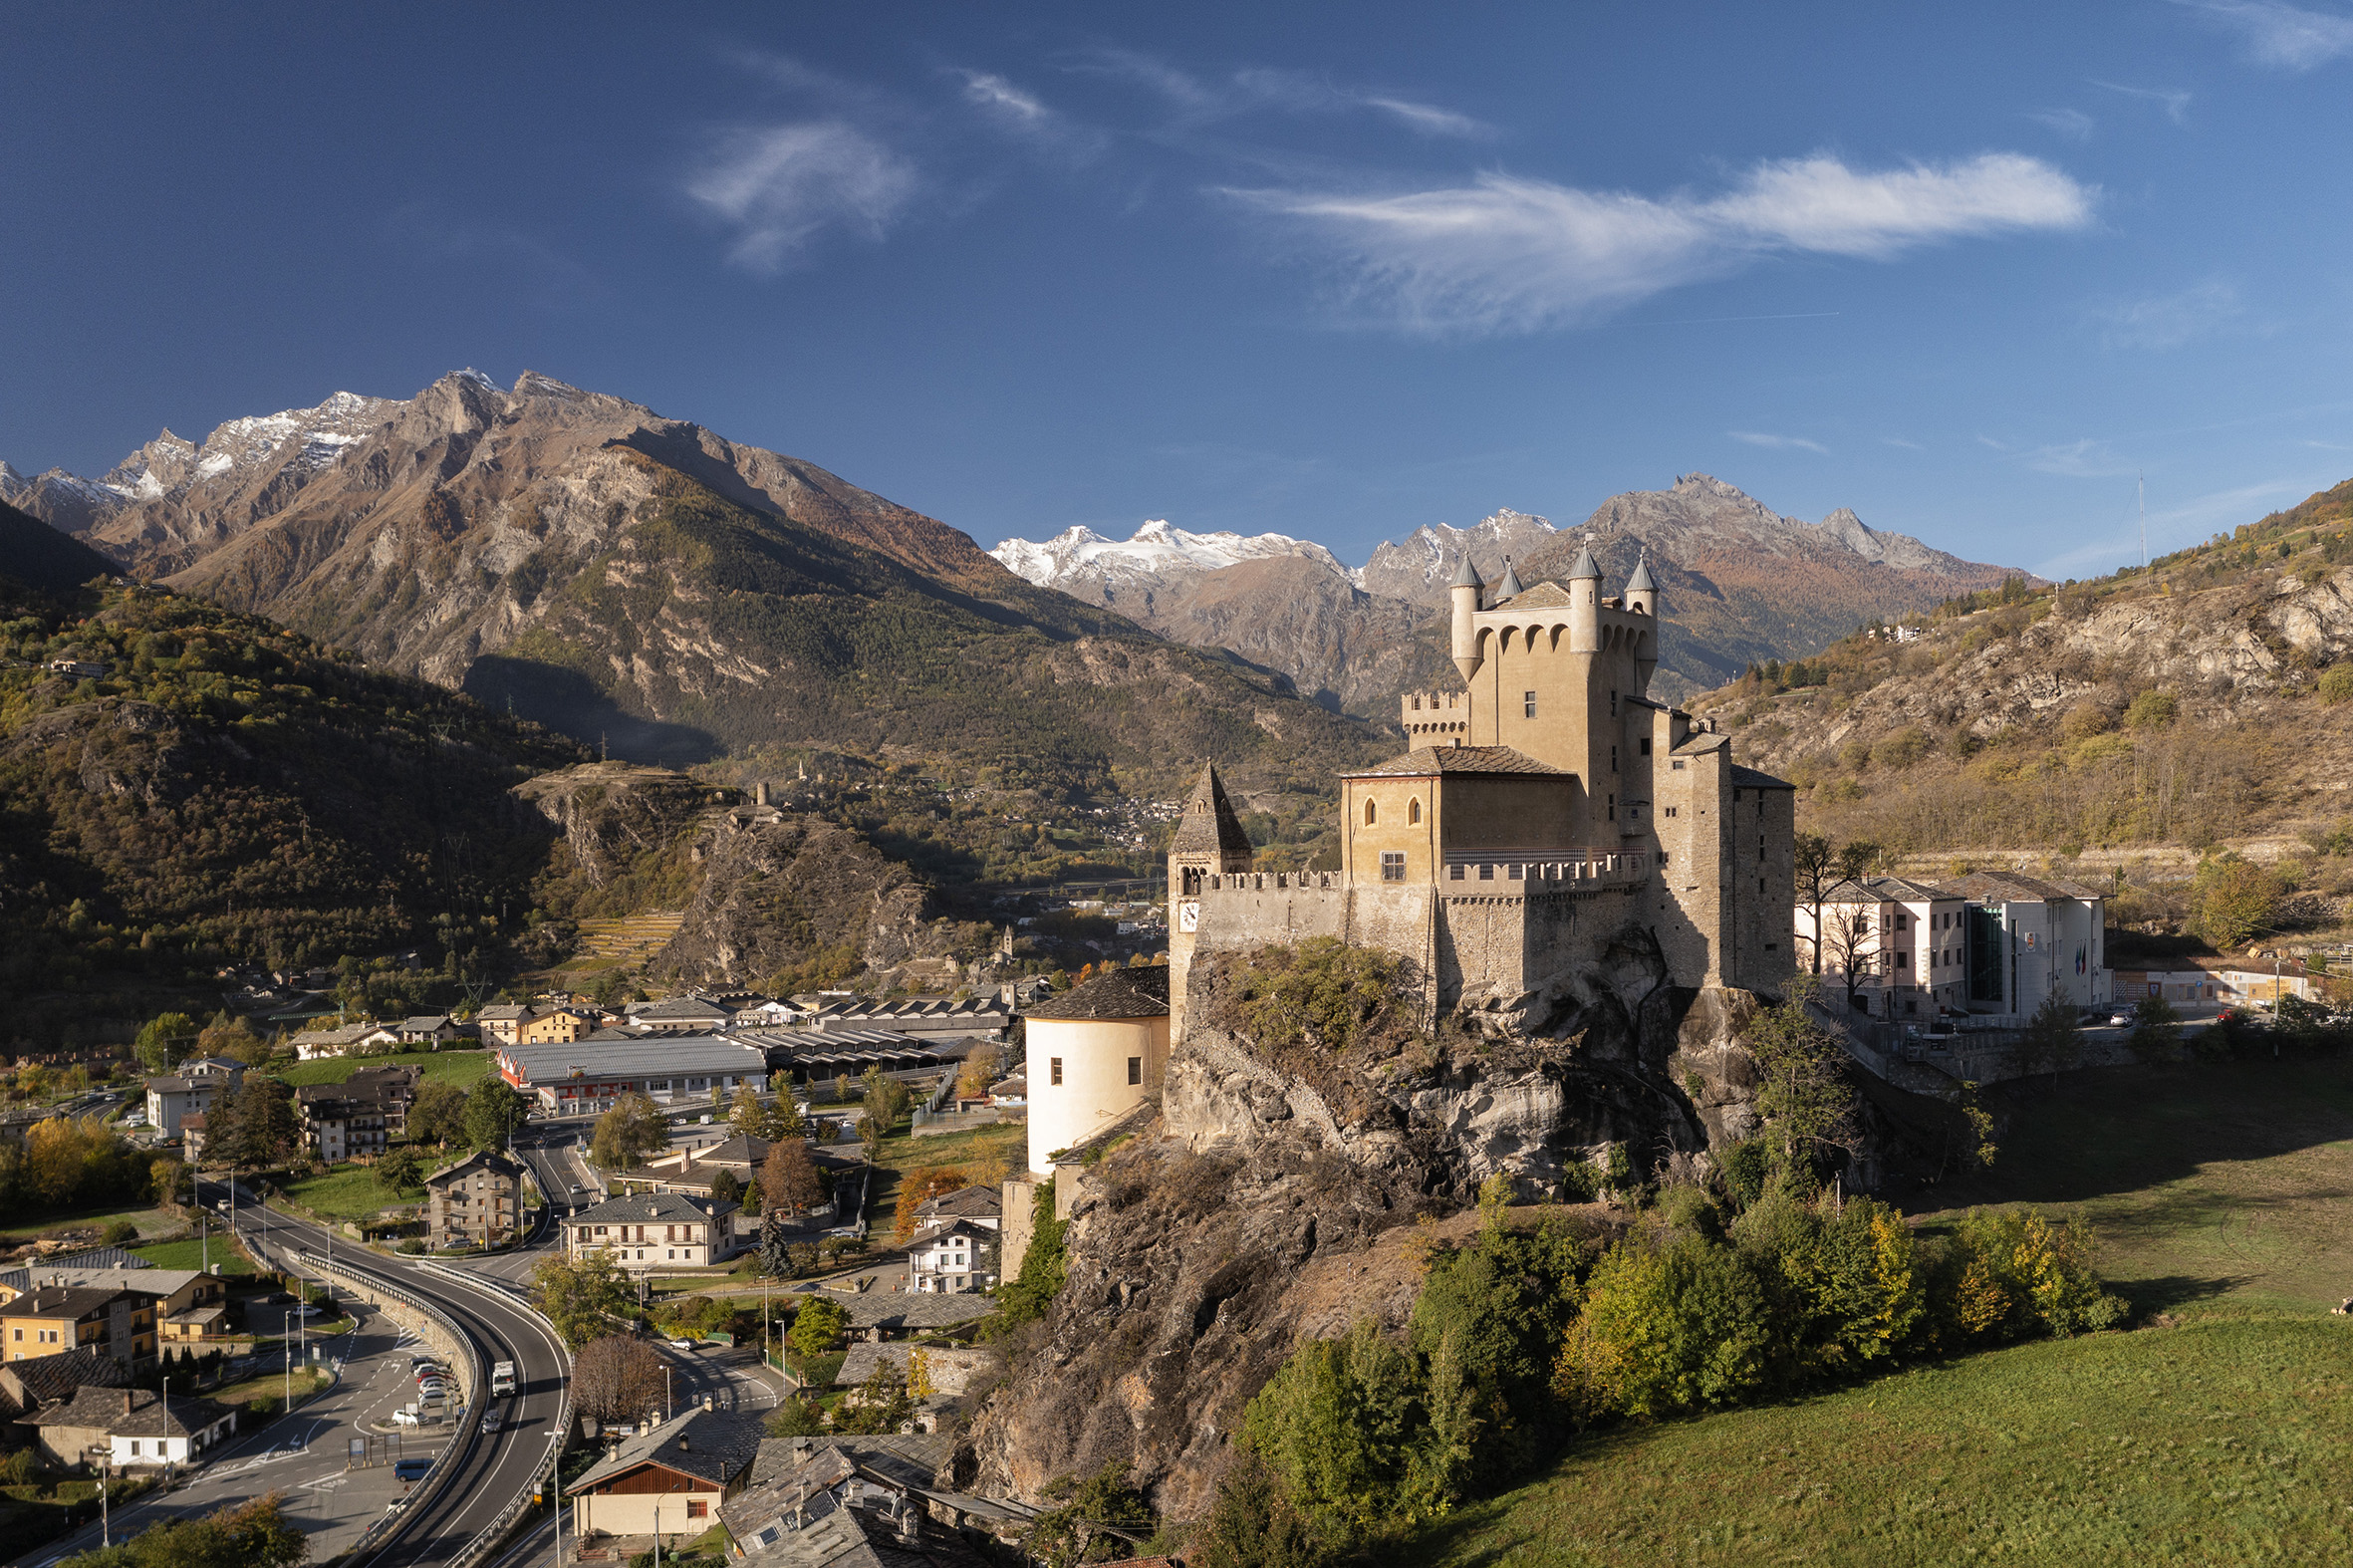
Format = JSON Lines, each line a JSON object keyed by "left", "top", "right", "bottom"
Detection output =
{"left": 1022, "top": 965, "right": 1171, "bottom": 1176}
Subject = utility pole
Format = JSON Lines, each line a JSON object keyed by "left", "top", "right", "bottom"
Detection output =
{"left": 2139, "top": 473, "right": 2148, "bottom": 569}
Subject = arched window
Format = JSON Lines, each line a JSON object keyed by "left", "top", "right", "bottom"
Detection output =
{"left": 1409, "top": 798, "right": 1422, "bottom": 825}
{"left": 1365, "top": 798, "right": 1378, "bottom": 826}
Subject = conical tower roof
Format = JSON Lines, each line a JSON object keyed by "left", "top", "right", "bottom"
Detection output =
{"left": 1626, "top": 552, "right": 1656, "bottom": 593}
{"left": 1495, "top": 557, "right": 1523, "bottom": 598}
{"left": 1171, "top": 763, "right": 1253, "bottom": 858}
{"left": 1567, "top": 545, "right": 1602, "bottom": 580}
{"left": 1447, "top": 552, "right": 1484, "bottom": 589}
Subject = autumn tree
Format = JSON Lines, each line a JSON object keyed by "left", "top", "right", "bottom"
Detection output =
{"left": 2192, "top": 858, "right": 2283, "bottom": 951}
{"left": 572, "top": 1333, "right": 665, "bottom": 1425}
{"left": 954, "top": 1043, "right": 1002, "bottom": 1101}
{"left": 892, "top": 1168, "right": 968, "bottom": 1242}
{"left": 760, "top": 1140, "right": 826, "bottom": 1217}
{"left": 729, "top": 1085, "right": 773, "bottom": 1140}
{"left": 785, "top": 1296, "right": 847, "bottom": 1374}
{"left": 58, "top": 1492, "right": 307, "bottom": 1568}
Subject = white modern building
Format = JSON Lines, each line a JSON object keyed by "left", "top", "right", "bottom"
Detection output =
{"left": 496, "top": 1036, "right": 768, "bottom": 1115}
{"left": 1943, "top": 871, "right": 2110, "bottom": 1017}
{"left": 1795, "top": 876, "right": 1968, "bottom": 1020}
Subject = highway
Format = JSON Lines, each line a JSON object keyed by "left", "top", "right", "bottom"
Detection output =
{"left": 219, "top": 1181, "right": 572, "bottom": 1568}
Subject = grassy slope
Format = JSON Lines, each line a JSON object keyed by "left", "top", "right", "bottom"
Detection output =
{"left": 134, "top": 1235, "right": 256, "bottom": 1275}
{"left": 1399, "top": 1058, "right": 2353, "bottom": 1566}
{"left": 269, "top": 1048, "right": 494, "bottom": 1090}
{"left": 282, "top": 1166, "right": 420, "bottom": 1221}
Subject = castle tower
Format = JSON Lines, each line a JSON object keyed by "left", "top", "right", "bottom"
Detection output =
{"left": 1494, "top": 557, "right": 1523, "bottom": 600}
{"left": 1448, "top": 555, "right": 1485, "bottom": 682}
{"left": 1166, "top": 763, "right": 1254, "bottom": 1041}
{"left": 1625, "top": 552, "right": 1659, "bottom": 691}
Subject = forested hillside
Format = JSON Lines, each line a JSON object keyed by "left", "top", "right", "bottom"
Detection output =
{"left": 1699, "top": 480, "right": 2353, "bottom": 936}
{"left": 0, "top": 579, "right": 586, "bottom": 1034}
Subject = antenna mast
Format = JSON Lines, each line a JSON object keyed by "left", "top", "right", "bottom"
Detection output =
{"left": 2139, "top": 473, "right": 2147, "bottom": 569}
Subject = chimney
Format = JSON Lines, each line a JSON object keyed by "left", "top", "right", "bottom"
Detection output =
{"left": 124, "top": 1389, "right": 134, "bottom": 1416}
{"left": 897, "top": 1493, "right": 920, "bottom": 1544}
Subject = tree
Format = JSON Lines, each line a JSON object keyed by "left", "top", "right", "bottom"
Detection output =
{"left": 760, "top": 1140, "right": 826, "bottom": 1217}
{"left": 571, "top": 1334, "right": 665, "bottom": 1425}
{"left": 377, "top": 1147, "right": 422, "bottom": 1195}
{"left": 758, "top": 1210, "right": 797, "bottom": 1278}
{"left": 2191, "top": 859, "right": 2283, "bottom": 951}
{"left": 58, "top": 1492, "right": 308, "bottom": 1568}
{"left": 892, "top": 1168, "right": 967, "bottom": 1242}
{"left": 590, "top": 1092, "right": 668, "bottom": 1171}
{"left": 407, "top": 1081, "right": 468, "bottom": 1148}
{"left": 215, "top": 1079, "right": 299, "bottom": 1172}
{"left": 2014, "top": 991, "right": 2081, "bottom": 1087}
{"left": 785, "top": 1296, "right": 847, "bottom": 1374}
{"left": 534, "top": 1249, "right": 633, "bottom": 1348}
{"left": 462, "top": 1078, "right": 531, "bottom": 1152}
{"left": 148, "top": 1157, "right": 187, "bottom": 1208}
{"left": 1816, "top": 903, "right": 1879, "bottom": 1014}
{"left": 1792, "top": 835, "right": 1838, "bottom": 975}
{"left": 709, "top": 1169, "right": 742, "bottom": 1207}
{"left": 1741, "top": 976, "right": 1856, "bottom": 1173}
{"left": 770, "top": 1094, "right": 807, "bottom": 1140}
{"left": 2131, "top": 992, "right": 2183, "bottom": 1056}
{"left": 953, "top": 1042, "right": 1002, "bottom": 1101}
{"left": 133, "top": 1011, "right": 197, "bottom": 1075}
{"left": 861, "top": 1070, "right": 912, "bottom": 1140}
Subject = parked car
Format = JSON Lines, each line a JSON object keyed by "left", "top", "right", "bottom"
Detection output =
{"left": 392, "top": 1408, "right": 422, "bottom": 1427}
{"left": 416, "top": 1383, "right": 449, "bottom": 1402}
{"left": 2108, "top": 1013, "right": 2133, "bottom": 1026}
{"left": 665, "top": 1338, "right": 698, "bottom": 1352}
{"left": 393, "top": 1457, "right": 431, "bottom": 1486}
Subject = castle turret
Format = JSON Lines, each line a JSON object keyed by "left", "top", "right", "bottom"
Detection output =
{"left": 1494, "top": 557, "right": 1523, "bottom": 600}
{"left": 1566, "top": 544, "right": 1602, "bottom": 653}
{"left": 1166, "top": 763, "right": 1255, "bottom": 1040}
{"left": 1448, "top": 554, "right": 1485, "bottom": 682}
{"left": 1625, "top": 552, "right": 1657, "bottom": 616}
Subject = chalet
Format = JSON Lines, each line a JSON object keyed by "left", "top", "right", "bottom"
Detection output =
{"left": 396, "top": 1014, "right": 465, "bottom": 1044}
{"left": 568, "top": 1408, "right": 761, "bottom": 1548}
{"left": 905, "top": 1218, "right": 996, "bottom": 1294}
{"left": 289, "top": 1023, "right": 381, "bottom": 1061}
{"left": 476, "top": 1004, "right": 532, "bottom": 1046}
{"left": 912, "top": 1185, "right": 1000, "bottom": 1230}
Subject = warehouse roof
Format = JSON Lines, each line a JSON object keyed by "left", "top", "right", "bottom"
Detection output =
{"left": 501, "top": 1035, "right": 768, "bottom": 1082}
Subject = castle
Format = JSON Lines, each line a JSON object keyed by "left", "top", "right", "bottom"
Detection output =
{"left": 1166, "top": 547, "right": 1798, "bottom": 1037}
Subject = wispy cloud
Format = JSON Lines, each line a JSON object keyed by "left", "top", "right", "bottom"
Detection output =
{"left": 1883, "top": 436, "right": 1927, "bottom": 450}
{"left": 2026, "top": 107, "right": 2095, "bottom": 139}
{"left": 1731, "top": 430, "right": 1829, "bottom": 454}
{"left": 1976, "top": 434, "right": 2010, "bottom": 450}
{"left": 1362, "top": 97, "right": 1495, "bottom": 138}
{"left": 2091, "top": 79, "right": 2194, "bottom": 124}
{"left": 2029, "top": 437, "right": 2134, "bottom": 477}
{"left": 686, "top": 123, "right": 919, "bottom": 272}
{"left": 2179, "top": 0, "right": 2353, "bottom": 68}
{"left": 1229, "top": 152, "right": 2095, "bottom": 334}
{"left": 955, "top": 69, "right": 1109, "bottom": 160}
{"left": 2089, "top": 280, "right": 2242, "bottom": 350}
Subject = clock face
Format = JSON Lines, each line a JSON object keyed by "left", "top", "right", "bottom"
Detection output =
{"left": 1178, "top": 902, "right": 1199, "bottom": 932}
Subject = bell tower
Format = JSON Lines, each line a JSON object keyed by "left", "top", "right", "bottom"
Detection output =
{"left": 1166, "top": 763, "right": 1254, "bottom": 1041}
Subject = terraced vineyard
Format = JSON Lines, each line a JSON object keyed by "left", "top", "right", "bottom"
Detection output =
{"left": 573, "top": 912, "right": 685, "bottom": 968}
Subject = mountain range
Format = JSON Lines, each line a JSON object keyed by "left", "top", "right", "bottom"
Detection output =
{"left": 989, "top": 478, "right": 2024, "bottom": 710}
{"left": 4, "top": 372, "right": 1383, "bottom": 792}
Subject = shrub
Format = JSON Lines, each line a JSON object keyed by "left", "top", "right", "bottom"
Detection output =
{"left": 2059, "top": 702, "right": 2111, "bottom": 741}
{"left": 100, "top": 1218, "right": 138, "bottom": 1246}
{"left": 1557, "top": 1233, "right": 1779, "bottom": 1419}
{"left": 1233, "top": 937, "right": 1418, "bottom": 1054}
{"left": 2320, "top": 664, "right": 2353, "bottom": 704}
{"left": 1942, "top": 1209, "right": 2126, "bottom": 1340}
{"left": 2124, "top": 689, "right": 2178, "bottom": 729}
{"left": 1873, "top": 728, "right": 1930, "bottom": 769}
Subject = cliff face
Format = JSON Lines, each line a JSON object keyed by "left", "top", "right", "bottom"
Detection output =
{"left": 957, "top": 937, "right": 1773, "bottom": 1520}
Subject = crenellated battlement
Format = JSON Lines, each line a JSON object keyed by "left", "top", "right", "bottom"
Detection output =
{"left": 1401, "top": 688, "right": 1471, "bottom": 741}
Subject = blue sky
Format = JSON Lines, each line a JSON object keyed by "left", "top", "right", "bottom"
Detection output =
{"left": 8, "top": 2, "right": 2353, "bottom": 580}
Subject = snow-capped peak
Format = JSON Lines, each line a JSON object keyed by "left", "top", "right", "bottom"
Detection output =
{"left": 989, "top": 520, "right": 1348, "bottom": 591}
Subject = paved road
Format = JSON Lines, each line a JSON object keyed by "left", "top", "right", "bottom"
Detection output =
{"left": 25, "top": 1299, "right": 441, "bottom": 1567}
{"left": 221, "top": 1182, "right": 572, "bottom": 1568}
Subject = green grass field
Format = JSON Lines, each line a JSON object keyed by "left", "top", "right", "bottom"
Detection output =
{"left": 0, "top": 1201, "right": 178, "bottom": 1242}
{"left": 1395, "top": 1057, "right": 2353, "bottom": 1566}
{"left": 133, "top": 1234, "right": 257, "bottom": 1275}
{"left": 270, "top": 1049, "right": 494, "bottom": 1090}
{"left": 861, "top": 1119, "right": 1024, "bottom": 1243}
{"left": 281, "top": 1166, "right": 418, "bottom": 1221}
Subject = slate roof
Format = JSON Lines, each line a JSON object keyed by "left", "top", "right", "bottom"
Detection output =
{"left": 1819, "top": 875, "right": 1952, "bottom": 905}
{"left": 1938, "top": 871, "right": 2105, "bottom": 904}
{"left": 1447, "top": 553, "right": 1483, "bottom": 589}
{"left": 571, "top": 1190, "right": 730, "bottom": 1228}
{"left": 722, "top": 1436, "right": 1002, "bottom": 1566}
{"left": 0, "top": 1265, "right": 200, "bottom": 1300}
{"left": 572, "top": 1406, "right": 765, "bottom": 1492}
{"left": 904, "top": 1218, "right": 995, "bottom": 1252}
{"left": 1344, "top": 745, "right": 1568, "bottom": 778}
{"left": 1169, "top": 763, "right": 1253, "bottom": 858}
{"left": 3, "top": 1287, "right": 124, "bottom": 1322}
{"left": 1729, "top": 763, "right": 1795, "bottom": 791}
{"left": 650, "top": 1134, "right": 775, "bottom": 1173}
{"left": 915, "top": 1185, "right": 1001, "bottom": 1222}
{"left": 1023, "top": 964, "right": 1169, "bottom": 1022}
{"left": 0, "top": 1348, "right": 125, "bottom": 1417}
{"left": 1494, "top": 580, "right": 1574, "bottom": 609}
{"left": 833, "top": 1293, "right": 999, "bottom": 1331}
{"left": 1626, "top": 553, "right": 1657, "bottom": 593}
{"left": 423, "top": 1150, "right": 526, "bottom": 1188}
{"left": 18, "top": 1384, "right": 233, "bottom": 1437}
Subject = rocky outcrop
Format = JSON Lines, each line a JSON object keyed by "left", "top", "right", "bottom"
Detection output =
{"left": 956, "top": 941, "right": 1777, "bottom": 1521}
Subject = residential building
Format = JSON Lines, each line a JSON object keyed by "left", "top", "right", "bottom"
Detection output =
{"left": 395, "top": 1014, "right": 465, "bottom": 1044}
{"left": 906, "top": 1217, "right": 996, "bottom": 1294}
{"left": 422, "top": 1151, "right": 527, "bottom": 1251}
{"left": 476, "top": 1004, "right": 531, "bottom": 1046}
{"left": 566, "top": 1191, "right": 735, "bottom": 1271}
{"left": 497, "top": 1036, "right": 768, "bottom": 1116}
{"left": 568, "top": 1408, "right": 762, "bottom": 1548}
{"left": 729, "top": 999, "right": 805, "bottom": 1029}
{"left": 719, "top": 1433, "right": 1006, "bottom": 1565}
{"left": 295, "top": 1063, "right": 419, "bottom": 1164}
{"left": 1, "top": 1287, "right": 154, "bottom": 1366}
{"left": 0, "top": 1347, "right": 126, "bottom": 1426}
{"left": 290, "top": 1022, "right": 383, "bottom": 1060}
{"left": 18, "top": 1385, "right": 236, "bottom": 1470}
{"left": 0, "top": 1265, "right": 225, "bottom": 1340}
{"left": 912, "top": 1184, "right": 1000, "bottom": 1231}
{"left": 1794, "top": 877, "right": 1968, "bottom": 1019}
{"left": 1940, "top": 872, "right": 2110, "bottom": 1017}
{"left": 143, "top": 1059, "right": 243, "bottom": 1140}
{"left": 1023, "top": 966, "right": 1170, "bottom": 1178}
{"left": 518, "top": 1007, "right": 595, "bottom": 1045}
{"left": 179, "top": 1112, "right": 208, "bottom": 1166}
